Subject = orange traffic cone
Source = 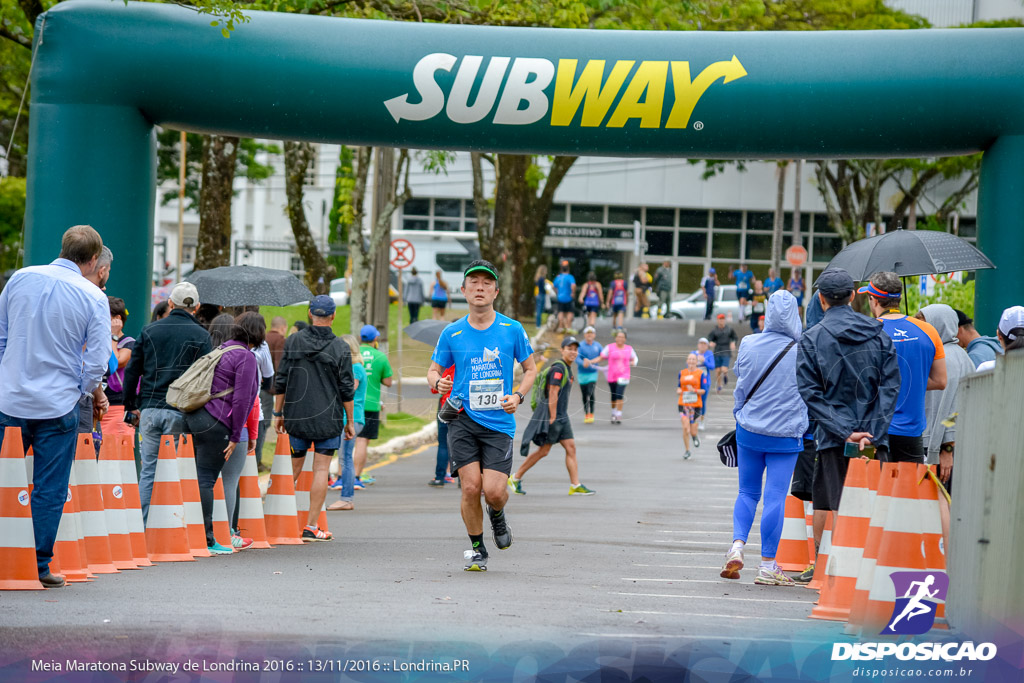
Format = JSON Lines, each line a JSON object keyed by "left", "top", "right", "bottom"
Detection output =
{"left": 861, "top": 462, "right": 928, "bottom": 634}
{"left": 74, "top": 434, "right": 118, "bottom": 575}
{"left": 264, "top": 439, "right": 302, "bottom": 545}
{"left": 145, "top": 435, "right": 195, "bottom": 563}
{"left": 176, "top": 435, "right": 210, "bottom": 558}
{"left": 811, "top": 458, "right": 878, "bottom": 621}
{"left": 98, "top": 439, "right": 137, "bottom": 570}
{"left": 806, "top": 512, "right": 833, "bottom": 591}
{"left": 846, "top": 461, "right": 894, "bottom": 635}
{"left": 51, "top": 464, "right": 92, "bottom": 583}
{"left": 212, "top": 476, "right": 234, "bottom": 550}
{"left": 295, "top": 451, "right": 313, "bottom": 531}
{"left": 918, "top": 465, "right": 948, "bottom": 628}
{"left": 803, "top": 500, "right": 815, "bottom": 566}
{"left": 116, "top": 434, "right": 151, "bottom": 567}
{"left": 236, "top": 450, "right": 271, "bottom": 549}
{"left": 0, "top": 427, "right": 44, "bottom": 590}
{"left": 776, "top": 495, "right": 811, "bottom": 571}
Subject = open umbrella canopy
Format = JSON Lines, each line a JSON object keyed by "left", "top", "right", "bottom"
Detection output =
{"left": 404, "top": 319, "right": 449, "bottom": 347}
{"left": 825, "top": 229, "right": 995, "bottom": 281}
{"left": 186, "top": 265, "right": 313, "bottom": 307}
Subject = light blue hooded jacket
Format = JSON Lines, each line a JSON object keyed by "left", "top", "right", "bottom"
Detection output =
{"left": 733, "top": 290, "right": 809, "bottom": 440}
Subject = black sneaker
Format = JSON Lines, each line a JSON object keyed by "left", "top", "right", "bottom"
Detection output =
{"left": 793, "top": 564, "right": 815, "bottom": 584}
{"left": 463, "top": 550, "right": 488, "bottom": 571}
{"left": 692, "top": 435, "right": 701, "bottom": 448}
{"left": 487, "top": 505, "right": 513, "bottom": 550}
{"left": 427, "top": 479, "right": 444, "bottom": 487}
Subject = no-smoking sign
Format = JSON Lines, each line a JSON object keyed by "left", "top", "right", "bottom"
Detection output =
{"left": 390, "top": 239, "right": 415, "bottom": 270}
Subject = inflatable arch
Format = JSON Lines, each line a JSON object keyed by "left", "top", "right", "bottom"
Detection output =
{"left": 26, "top": 1, "right": 1024, "bottom": 330}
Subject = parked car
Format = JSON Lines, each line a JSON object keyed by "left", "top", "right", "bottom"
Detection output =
{"left": 668, "top": 284, "right": 739, "bottom": 320}
{"left": 328, "top": 277, "right": 349, "bottom": 307}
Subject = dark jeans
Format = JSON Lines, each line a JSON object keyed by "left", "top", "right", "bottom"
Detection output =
{"left": 408, "top": 303, "right": 421, "bottom": 324}
{"left": 535, "top": 296, "right": 545, "bottom": 329}
{"left": 580, "top": 382, "right": 596, "bottom": 414}
{"left": 255, "top": 389, "right": 273, "bottom": 467}
{"left": 704, "top": 296, "right": 715, "bottom": 320}
{"left": 435, "top": 418, "right": 449, "bottom": 481}
{"left": 184, "top": 408, "right": 232, "bottom": 546}
{"left": 0, "top": 407, "right": 79, "bottom": 576}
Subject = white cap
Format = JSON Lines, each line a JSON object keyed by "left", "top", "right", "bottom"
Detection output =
{"left": 582, "top": 326, "right": 596, "bottom": 335}
{"left": 698, "top": 337, "right": 709, "bottom": 344}
{"left": 998, "top": 305, "right": 1024, "bottom": 341}
{"left": 170, "top": 282, "right": 200, "bottom": 307}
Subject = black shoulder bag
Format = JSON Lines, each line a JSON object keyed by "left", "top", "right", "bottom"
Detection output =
{"left": 716, "top": 341, "right": 797, "bottom": 467}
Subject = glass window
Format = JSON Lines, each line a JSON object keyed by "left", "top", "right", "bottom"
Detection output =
{"left": 713, "top": 210, "right": 742, "bottom": 229}
{"left": 745, "top": 234, "right": 773, "bottom": 260}
{"left": 571, "top": 204, "right": 604, "bottom": 223}
{"left": 403, "top": 199, "right": 430, "bottom": 216}
{"left": 678, "top": 209, "right": 709, "bottom": 228}
{"left": 608, "top": 206, "right": 642, "bottom": 225}
{"left": 646, "top": 208, "right": 675, "bottom": 227}
{"left": 464, "top": 220, "right": 477, "bottom": 233}
{"left": 434, "top": 199, "right": 461, "bottom": 217}
{"left": 676, "top": 263, "right": 706, "bottom": 295}
{"left": 812, "top": 213, "right": 830, "bottom": 231}
{"left": 436, "top": 253, "right": 476, "bottom": 272}
{"left": 464, "top": 201, "right": 476, "bottom": 218}
{"left": 403, "top": 219, "right": 429, "bottom": 231}
{"left": 677, "top": 231, "right": 707, "bottom": 258}
{"left": 747, "top": 211, "right": 774, "bottom": 231}
{"left": 549, "top": 204, "right": 567, "bottom": 222}
{"left": 956, "top": 217, "right": 977, "bottom": 238}
{"left": 813, "top": 236, "right": 844, "bottom": 261}
{"left": 645, "top": 229, "right": 673, "bottom": 255}
{"left": 711, "top": 232, "right": 741, "bottom": 258}
{"left": 434, "top": 220, "right": 461, "bottom": 232}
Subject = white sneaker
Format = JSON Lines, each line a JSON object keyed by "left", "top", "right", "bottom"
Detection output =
{"left": 699, "top": 422, "right": 707, "bottom": 432}
{"left": 721, "top": 547, "right": 743, "bottom": 579}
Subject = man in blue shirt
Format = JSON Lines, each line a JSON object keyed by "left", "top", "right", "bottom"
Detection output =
{"left": 552, "top": 261, "right": 577, "bottom": 333}
{"left": 692, "top": 338, "right": 716, "bottom": 430}
{"left": 954, "top": 309, "right": 1003, "bottom": 368}
{"left": 701, "top": 268, "right": 718, "bottom": 320}
{"left": 764, "top": 268, "right": 785, "bottom": 296}
{"left": 428, "top": 260, "right": 538, "bottom": 572}
{"left": 0, "top": 225, "right": 111, "bottom": 588}
{"left": 731, "top": 264, "right": 754, "bottom": 321}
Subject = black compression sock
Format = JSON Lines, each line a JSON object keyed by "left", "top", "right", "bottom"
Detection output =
{"left": 469, "top": 533, "right": 487, "bottom": 556}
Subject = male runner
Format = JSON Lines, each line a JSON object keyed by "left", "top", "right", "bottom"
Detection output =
{"left": 428, "top": 260, "right": 538, "bottom": 571}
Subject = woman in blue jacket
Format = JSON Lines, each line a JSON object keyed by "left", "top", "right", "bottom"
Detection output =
{"left": 720, "top": 290, "right": 808, "bottom": 586}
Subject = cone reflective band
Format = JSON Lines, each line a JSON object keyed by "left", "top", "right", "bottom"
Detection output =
{"left": 176, "top": 435, "right": 209, "bottom": 558}
{"left": 236, "top": 451, "right": 271, "bottom": 549}
{"left": 776, "top": 495, "right": 811, "bottom": 572}
{"left": 116, "top": 434, "right": 151, "bottom": 567}
{"left": 807, "top": 513, "right": 833, "bottom": 592}
{"left": 74, "top": 434, "right": 118, "bottom": 575}
{"left": 918, "top": 464, "right": 948, "bottom": 628}
{"left": 0, "top": 427, "right": 44, "bottom": 590}
{"left": 52, "top": 464, "right": 91, "bottom": 583}
{"left": 212, "top": 476, "right": 234, "bottom": 550}
{"left": 145, "top": 436, "right": 194, "bottom": 562}
{"left": 98, "top": 438, "right": 137, "bottom": 570}
{"left": 846, "top": 461, "right": 895, "bottom": 635}
{"left": 264, "top": 438, "right": 302, "bottom": 545}
{"left": 295, "top": 451, "right": 312, "bottom": 531}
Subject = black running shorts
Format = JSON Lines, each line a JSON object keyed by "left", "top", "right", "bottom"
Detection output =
{"left": 878, "top": 434, "right": 924, "bottom": 464}
{"left": 446, "top": 414, "right": 514, "bottom": 477}
{"left": 812, "top": 446, "right": 849, "bottom": 512}
{"left": 361, "top": 410, "right": 380, "bottom": 440}
{"left": 545, "top": 417, "right": 574, "bottom": 445}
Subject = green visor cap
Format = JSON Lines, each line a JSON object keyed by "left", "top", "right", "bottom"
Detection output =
{"left": 464, "top": 264, "right": 499, "bottom": 280}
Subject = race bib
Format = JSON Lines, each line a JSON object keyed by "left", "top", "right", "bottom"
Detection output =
{"left": 682, "top": 391, "right": 698, "bottom": 404}
{"left": 469, "top": 378, "right": 504, "bottom": 411}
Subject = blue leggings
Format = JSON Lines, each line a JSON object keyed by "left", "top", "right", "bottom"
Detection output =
{"left": 731, "top": 445, "right": 799, "bottom": 558}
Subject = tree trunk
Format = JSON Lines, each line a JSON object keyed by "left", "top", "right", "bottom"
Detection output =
{"left": 771, "top": 161, "right": 788, "bottom": 274}
{"left": 348, "top": 147, "right": 373, "bottom": 331}
{"left": 284, "top": 140, "right": 335, "bottom": 294}
{"left": 195, "top": 134, "right": 239, "bottom": 270}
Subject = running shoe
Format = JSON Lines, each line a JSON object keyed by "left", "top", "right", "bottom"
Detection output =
{"left": 463, "top": 550, "right": 488, "bottom": 571}
{"left": 487, "top": 505, "right": 513, "bottom": 550}
{"left": 301, "top": 525, "right": 333, "bottom": 542}
{"left": 754, "top": 564, "right": 796, "bottom": 586}
{"left": 353, "top": 479, "right": 365, "bottom": 491}
{"left": 444, "top": 475, "right": 456, "bottom": 483}
{"left": 508, "top": 477, "right": 525, "bottom": 495}
{"left": 684, "top": 450, "right": 692, "bottom": 460}
{"left": 231, "top": 534, "right": 254, "bottom": 550}
{"left": 569, "top": 484, "right": 596, "bottom": 496}
{"left": 361, "top": 475, "right": 376, "bottom": 485}
{"left": 584, "top": 414, "right": 594, "bottom": 424}
{"left": 699, "top": 422, "right": 707, "bottom": 432}
{"left": 327, "top": 478, "right": 344, "bottom": 490}
{"left": 692, "top": 435, "right": 701, "bottom": 448}
{"left": 207, "top": 542, "right": 234, "bottom": 555}
{"left": 793, "top": 564, "right": 815, "bottom": 584}
{"left": 720, "top": 547, "right": 744, "bottom": 580}
{"left": 428, "top": 479, "right": 445, "bottom": 487}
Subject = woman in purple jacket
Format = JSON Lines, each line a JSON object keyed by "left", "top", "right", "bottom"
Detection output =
{"left": 184, "top": 312, "right": 265, "bottom": 555}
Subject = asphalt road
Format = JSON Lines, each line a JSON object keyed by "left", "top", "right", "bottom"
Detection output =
{"left": 0, "top": 318, "right": 849, "bottom": 671}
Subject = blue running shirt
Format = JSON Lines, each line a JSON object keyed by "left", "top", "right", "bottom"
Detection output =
{"left": 431, "top": 313, "right": 534, "bottom": 438}
{"left": 553, "top": 273, "right": 576, "bottom": 303}
{"left": 881, "top": 316, "right": 945, "bottom": 437}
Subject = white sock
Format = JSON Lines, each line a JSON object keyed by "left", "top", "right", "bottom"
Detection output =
{"left": 760, "top": 559, "right": 777, "bottom": 570}
{"left": 731, "top": 540, "right": 744, "bottom": 553}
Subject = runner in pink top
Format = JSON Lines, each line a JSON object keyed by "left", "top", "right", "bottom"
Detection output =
{"left": 598, "top": 330, "right": 638, "bottom": 424}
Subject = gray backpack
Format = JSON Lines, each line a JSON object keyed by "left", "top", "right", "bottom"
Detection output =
{"left": 166, "top": 346, "right": 243, "bottom": 412}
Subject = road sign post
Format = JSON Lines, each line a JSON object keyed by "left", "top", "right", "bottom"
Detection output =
{"left": 390, "top": 239, "right": 416, "bottom": 415}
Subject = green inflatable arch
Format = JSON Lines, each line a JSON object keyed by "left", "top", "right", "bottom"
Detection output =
{"left": 26, "top": 1, "right": 1024, "bottom": 330}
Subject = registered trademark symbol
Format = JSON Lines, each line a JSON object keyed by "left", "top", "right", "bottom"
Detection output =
{"left": 693, "top": 121, "right": 704, "bottom": 131}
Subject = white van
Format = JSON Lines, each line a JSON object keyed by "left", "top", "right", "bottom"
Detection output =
{"left": 393, "top": 230, "right": 480, "bottom": 303}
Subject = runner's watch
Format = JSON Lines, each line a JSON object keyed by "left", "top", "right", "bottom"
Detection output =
{"left": 513, "top": 391, "right": 525, "bottom": 405}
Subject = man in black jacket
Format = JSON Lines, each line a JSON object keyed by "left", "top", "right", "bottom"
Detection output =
{"left": 795, "top": 268, "right": 900, "bottom": 581}
{"left": 124, "top": 282, "right": 212, "bottom": 524}
{"left": 273, "top": 295, "right": 355, "bottom": 542}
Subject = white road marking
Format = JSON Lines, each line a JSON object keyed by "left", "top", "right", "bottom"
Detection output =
{"left": 610, "top": 591, "right": 812, "bottom": 604}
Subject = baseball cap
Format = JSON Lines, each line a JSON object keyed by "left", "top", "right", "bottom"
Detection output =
{"left": 561, "top": 336, "right": 580, "bottom": 348}
{"left": 170, "top": 282, "right": 199, "bottom": 307}
{"left": 815, "top": 268, "right": 855, "bottom": 298}
{"left": 717, "top": 313, "right": 726, "bottom": 320}
{"left": 360, "top": 324, "right": 380, "bottom": 342}
{"left": 463, "top": 259, "right": 499, "bottom": 281}
{"left": 309, "top": 295, "right": 335, "bottom": 317}
{"left": 857, "top": 271, "right": 902, "bottom": 299}
{"left": 954, "top": 309, "right": 973, "bottom": 328}
{"left": 698, "top": 337, "right": 709, "bottom": 344}
{"left": 709, "top": 267, "right": 716, "bottom": 274}
{"left": 998, "top": 305, "right": 1024, "bottom": 341}
{"left": 582, "top": 326, "right": 596, "bottom": 335}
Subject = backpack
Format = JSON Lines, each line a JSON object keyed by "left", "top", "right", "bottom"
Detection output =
{"left": 166, "top": 346, "right": 245, "bottom": 413}
{"left": 530, "top": 360, "right": 571, "bottom": 411}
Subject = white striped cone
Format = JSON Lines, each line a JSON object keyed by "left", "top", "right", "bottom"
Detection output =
{"left": 175, "top": 436, "right": 210, "bottom": 558}
{"left": 0, "top": 428, "right": 43, "bottom": 590}
{"left": 295, "top": 451, "right": 312, "bottom": 531}
{"left": 98, "top": 440, "right": 137, "bottom": 570}
{"left": 264, "top": 448, "right": 302, "bottom": 545}
{"left": 145, "top": 435, "right": 194, "bottom": 562}
{"left": 212, "top": 476, "right": 234, "bottom": 550}
{"left": 236, "top": 451, "right": 271, "bottom": 549}
{"left": 116, "top": 434, "right": 151, "bottom": 567}
{"left": 74, "top": 435, "right": 118, "bottom": 575}
{"left": 24, "top": 448, "right": 33, "bottom": 495}
{"left": 776, "top": 495, "right": 811, "bottom": 571}
{"left": 806, "top": 513, "right": 832, "bottom": 591}
{"left": 845, "top": 462, "right": 898, "bottom": 635}
{"left": 52, "top": 465, "right": 92, "bottom": 583}
{"left": 804, "top": 500, "right": 815, "bottom": 563}
{"left": 917, "top": 465, "right": 948, "bottom": 628}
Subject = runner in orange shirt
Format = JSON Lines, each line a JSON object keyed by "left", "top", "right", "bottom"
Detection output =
{"left": 677, "top": 353, "right": 705, "bottom": 460}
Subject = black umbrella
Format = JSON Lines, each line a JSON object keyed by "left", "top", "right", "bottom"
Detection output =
{"left": 186, "top": 265, "right": 313, "bottom": 307}
{"left": 404, "top": 319, "right": 449, "bottom": 346}
{"left": 825, "top": 229, "right": 995, "bottom": 281}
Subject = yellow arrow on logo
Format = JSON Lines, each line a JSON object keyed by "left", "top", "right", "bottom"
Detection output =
{"left": 665, "top": 55, "right": 747, "bottom": 129}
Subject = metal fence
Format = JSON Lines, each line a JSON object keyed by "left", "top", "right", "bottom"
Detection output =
{"left": 947, "top": 350, "right": 1024, "bottom": 636}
